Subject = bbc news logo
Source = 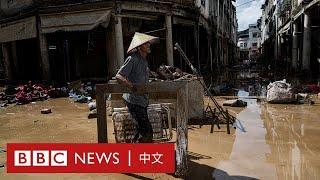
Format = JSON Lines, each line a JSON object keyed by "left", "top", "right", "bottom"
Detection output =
{"left": 14, "top": 150, "right": 67, "bottom": 166}
{"left": 7, "top": 143, "right": 175, "bottom": 173}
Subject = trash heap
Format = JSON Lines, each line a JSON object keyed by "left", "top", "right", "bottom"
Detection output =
{"left": 0, "top": 81, "right": 95, "bottom": 107}
{"left": 266, "top": 79, "right": 320, "bottom": 104}
{"left": 223, "top": 99, "right": 247, "bottom": 107}
{"left": 149, "top": 65, "right": 195, "bottom": 81}
{"left": 292, "top": 84, "right": 320, "bottom": 94}
{"left": 0, "top": 82, "right": 69, "bottom": 106}
{"left": 266, "top": 79, "right": 295, "bottom": 103}
{"left": 68, "top": 81, "right": 93, "bottom": 103}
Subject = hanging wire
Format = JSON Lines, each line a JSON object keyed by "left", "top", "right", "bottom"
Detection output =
{"left": 236, "top": 0, "right": 259, "bottom": 8}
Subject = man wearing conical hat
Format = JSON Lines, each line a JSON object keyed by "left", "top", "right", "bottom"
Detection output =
{"left": 115, "top": 32, "right": 158, "bottom": 143}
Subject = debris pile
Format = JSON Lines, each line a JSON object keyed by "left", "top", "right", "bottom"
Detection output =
{"left": 296, "top": 93, "right": 315, "bottom": 105}
{"left": 292, "top": 84, "right": 320, "bottom": 94}
{"left": 223, "top": 99, "right": 247, "bottom": 107}
{"left": 0, "top": 82, "right": 50, "bottom": 106}
{"left": 0, "top": 81, "right": 95, "bottom": 107}
{"left": 149, "top": 65, "right": 195, "bottom": 81}
{"left": 47, "top": 86, "right": 69, "bottom": 98}
{"left": 41, "top": 108, "right": 52, "bottom": 114}
{"left": 68, "top": 83, "right": 93, "bottom": 103}
{"left": 87, "top": 101, "right": 97, "bottom": 119}
{"left": 267, "top": 79, "right": 295, "bottom": 103}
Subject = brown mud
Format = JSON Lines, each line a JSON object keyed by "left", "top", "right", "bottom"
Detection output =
{"left": 0, "top": 97, "right": 319, "bottom": 179}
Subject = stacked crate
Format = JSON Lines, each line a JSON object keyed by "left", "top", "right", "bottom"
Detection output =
{"left": 112, "top": 104, "right": 171, "bottom": 143}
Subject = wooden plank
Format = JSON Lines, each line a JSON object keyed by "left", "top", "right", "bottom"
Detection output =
{"left": 175, "top": 84, "right": 188, "bottom": 177}
{"left": 96, "top": 84, "right": 107, "bottom": 143}
{"left": 104, "top": 81, "right": 187, "bottom": 93}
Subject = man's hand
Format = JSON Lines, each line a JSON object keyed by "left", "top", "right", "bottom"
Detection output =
{"left": 116, "top": 74, "right": 138, "bottom": 93}
{"left": 131, "top": 85, "right": 138, "bottom": 93}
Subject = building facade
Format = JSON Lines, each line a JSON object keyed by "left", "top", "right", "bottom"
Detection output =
{"left": 260, "top": 0, "right": 320, "bottom": 79}
{"left": 0, "top": 0, "right": 237, "bottom": 84}
{"left": 196, "top": 0, "right": 238, "bottom": 83}
{"left": 237, "top": 24, "right": 262, "bottom": 62}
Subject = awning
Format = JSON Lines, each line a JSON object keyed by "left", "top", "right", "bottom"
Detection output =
{"left": 278, "top": 21, "right": 291, "bottom": 34}
{"left": 0, "top": 16, "right": 37, "bottom": 43}
{"left": 173, "top": 17, "right": 195, "bottom": 26}
{"left": 40, "top": 9, "right": 111, "bottom": 33}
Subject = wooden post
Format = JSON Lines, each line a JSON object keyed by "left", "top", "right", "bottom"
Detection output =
{"left": 194, "top": 21, "right": 200, "bottom": 73}
{"left": 165, "top": 14, "right": 174, "bottom": 66}
{"left": 210, "top": 108, "right": 216, "bottom": 133}
{"left": 96, "top": 84, "right": 107, "bottom": 143}
{"left": 115, "top": 15, "right": 124, "bottom": 67}
{"left": 39, "top": 33, "right": 51, "bottom": 80}
{"left": 106, "top": 19, "right": 118, "bottom": 77}
{"left": 1, "top": 43, "right": 12, "bottom": 80}
{"left": 175, "top": 84, "right": 188, "bottom": 177}
{"left": 226, "top": 109, "right": 230, "bottom": 134}
{"left": 302, "top": 12, "right": 311, "bottom": 70}
{"left": 292, "top": 22, "right": 298, "bottom": 70}
{"left": 11, "top": 41, "right": 18, "bottom": 76}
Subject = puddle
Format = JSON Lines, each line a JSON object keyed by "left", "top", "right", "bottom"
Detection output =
{"left": 213, "top": 99, "right": 277, "bottom": 179}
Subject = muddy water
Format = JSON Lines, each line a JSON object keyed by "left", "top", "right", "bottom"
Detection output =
{"left": 190, "top": 98, "right": 320, "bottom": 179}
{"left": 261, "top": 101, "right": 320, "bottom": 180}
{"left": 0, "top": 97, "right": 319, "bottom": 179}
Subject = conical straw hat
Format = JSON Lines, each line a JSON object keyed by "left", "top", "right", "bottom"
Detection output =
{"left": 127, "top": 32, "right": 159, "bottom": 53}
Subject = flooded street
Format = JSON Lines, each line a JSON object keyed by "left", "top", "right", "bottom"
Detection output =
{"left": 213, "top": 99, "right": 276, "bottom": 179}
{"left": 0, "top": 97, "right": 319, "bottom": 179}
{"left": 188, "top": 97, "right": 320, "bottom": 179}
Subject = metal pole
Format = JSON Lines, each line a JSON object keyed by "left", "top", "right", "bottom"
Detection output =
{"left": 174, "top": 43, "right": 234, "bottom": 123}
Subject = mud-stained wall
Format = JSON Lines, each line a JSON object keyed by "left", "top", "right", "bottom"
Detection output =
{"left": 0, "top": 0, "right": 34, "bottom": 17}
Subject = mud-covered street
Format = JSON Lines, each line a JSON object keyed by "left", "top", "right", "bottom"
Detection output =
{"left": 0, "top": 97, "right": 319, "bottom": 179}
{"left": 0, "top": 0, "right": 319, "bottom": 179}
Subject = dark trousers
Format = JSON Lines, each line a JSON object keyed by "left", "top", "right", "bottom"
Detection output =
{"left": 125, "top": 101, "right": 153, "bottom": 143}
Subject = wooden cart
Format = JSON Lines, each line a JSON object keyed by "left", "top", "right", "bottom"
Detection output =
{"left": 95, "top": 81, "right": 189, "bottom": 177}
